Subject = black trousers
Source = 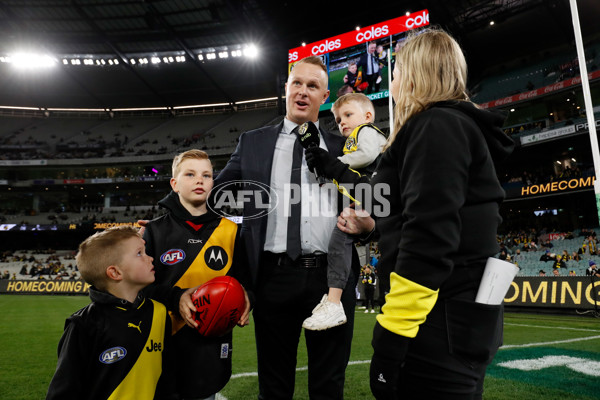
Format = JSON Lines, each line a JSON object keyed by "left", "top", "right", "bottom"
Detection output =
{"left": 393, "top": 266, "right": 503, "bottom": 400}
{"left": 254, "top": 252, "right": 356, "bottom": 400}
{"left": 364, "top": 74, "right": 380, "bottom": 94}
{"left": 363, "top": 285, "right": 375, "bottom": 310}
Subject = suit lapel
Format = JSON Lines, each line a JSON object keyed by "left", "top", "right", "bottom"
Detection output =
{"left": 320, "top": 126, "right": 343, "bottom": 157}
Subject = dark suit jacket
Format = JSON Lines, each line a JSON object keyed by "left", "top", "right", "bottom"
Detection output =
{"left": 215, "top": 121, "right": 346, "bottom": 283}
{"left": 358, "top": 52, "right": 378, "bottom": 77}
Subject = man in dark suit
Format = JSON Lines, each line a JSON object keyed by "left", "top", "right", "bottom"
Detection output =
{"left": 216, "top": 56, "right": 357, "bottom": 399}
{"left": 358, "top": 41, "right": 380, "bottom": 94}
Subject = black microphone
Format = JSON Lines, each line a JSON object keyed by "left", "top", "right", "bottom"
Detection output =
{"left": 298, "top": 121, "right": 327, "bottom": 186}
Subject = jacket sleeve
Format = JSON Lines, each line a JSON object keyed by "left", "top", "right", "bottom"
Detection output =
{"left": 377, "top": 111, "right": 472, "bottom": 338}
{"left": 46, "top": 319, "right": 90, "bottom": 400}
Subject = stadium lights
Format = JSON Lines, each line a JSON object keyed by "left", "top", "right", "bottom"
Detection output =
{"left": 0, "top": 46, "right": 250, "bottom": 70}
{"left": 244, "top": 44, "right": 258, "bottom": 58}
{"left": 490, "top": 21, "right": 495, "bottom": 26}
{"left": 8, "top": 53, "right": 57, "bottom": 69}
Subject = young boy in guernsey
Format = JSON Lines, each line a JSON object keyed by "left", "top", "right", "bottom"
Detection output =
{"left": 46, "top": 226, "right": 176, "bottom": 400}
{"left": 303, "top": 93, "right": 387, "bottom": 330}
{"left": 142, "top": 149, "right": 252, "bottom": 400}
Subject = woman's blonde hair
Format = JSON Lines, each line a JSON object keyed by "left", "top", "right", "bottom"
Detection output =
{"left": 386, "top": 28, "right": 470, "bottom": 150}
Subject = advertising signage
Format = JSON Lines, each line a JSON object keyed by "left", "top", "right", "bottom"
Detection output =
{"left": 504, "top": 276, "right": 600, "bottom": 310}
{"left": 288, "top": 10, "right": 430, "bottom": 109}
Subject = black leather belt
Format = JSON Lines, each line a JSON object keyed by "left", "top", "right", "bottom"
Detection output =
{"left": 264, "top": 252, "right": 327, "bottom": 268}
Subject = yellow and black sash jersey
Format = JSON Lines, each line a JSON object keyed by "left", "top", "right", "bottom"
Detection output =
{"left": 46, "top": 288, "right": 172, "bottom": 400}
{"left": 142, "top": 191, "right": 248, "bottom": 398}
{"left": 342, "top": 123, "right": 387, "bottom": 177}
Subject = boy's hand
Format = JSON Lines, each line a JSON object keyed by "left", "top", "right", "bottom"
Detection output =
{"left": 179, "top": 286, "right": 199, "bottom": 329}
{"left": 237, "top": 287, "right": 251, "bottom": 327}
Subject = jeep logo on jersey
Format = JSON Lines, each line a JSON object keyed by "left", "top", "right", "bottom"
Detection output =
{"left": 160, "top": 249, "right": 186, "bottom": 265}
{"left": 204, "top": 246, "right": 228, "bottom": 271}
{"left": 99, "top": 347, "right": 127, "bottom": 364}
{"left": 209, "top": 180, "right": 278, "bottom": 220}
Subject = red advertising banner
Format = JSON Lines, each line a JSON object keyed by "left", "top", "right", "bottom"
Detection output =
{"left": 548, "top": 233, "right": 567, "bottom": 241}
{"left": 63, "top": 179, "right": 85, "bottom": 184}
{"left": 479, "top": 70, "right": 600, "bottom": 109}
{"left": 288, "top": 10, "right": 430, "bottom": 63}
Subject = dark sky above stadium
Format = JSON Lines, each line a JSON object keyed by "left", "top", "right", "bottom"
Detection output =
{"left": 0, "top": 0, "right": 598, "bottom": 109}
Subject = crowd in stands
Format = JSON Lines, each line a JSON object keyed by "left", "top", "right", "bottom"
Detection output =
{"left": 503, "top": 120, "right": 547, "bottom": 137}
{"left": 497, "top": 227, "right": 600, "bottom": 276}
{"left": 502, "top": 165, "right": 589, "bottom": 186}
{"left": 0, "top": 249, "right": 79, "bottom": 280}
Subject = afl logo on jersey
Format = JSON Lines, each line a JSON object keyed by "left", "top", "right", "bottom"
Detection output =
{"left": 99, "top": 347, "right": 127, "bottom": 364}
{"left": 204, "top": 246, "right": 228, "bottom": 271}
{"left": 160, "top": 249, "right": 186, "bottom": 265}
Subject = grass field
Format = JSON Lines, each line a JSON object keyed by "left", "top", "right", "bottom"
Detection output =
{"left": 1, "top": 295, "right": 599, "bottom": 400}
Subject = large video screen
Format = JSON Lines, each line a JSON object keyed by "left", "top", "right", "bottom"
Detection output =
{"left": 288, "top": 10, "right": 430, "bottom": 110}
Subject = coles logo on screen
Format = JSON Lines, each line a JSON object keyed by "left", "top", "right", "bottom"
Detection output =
{"left": 311, "top": 39, "right": 341, "bottom": 56}
{"left": 356, "top": 25, "right": 390, "bottom": 43}
{"left": 405, "top": 10, "right": 429, "bottom": 29}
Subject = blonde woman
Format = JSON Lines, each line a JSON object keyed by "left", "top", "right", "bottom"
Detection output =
{"left": 306, "top": 28, "right": 514, "bottom": 399}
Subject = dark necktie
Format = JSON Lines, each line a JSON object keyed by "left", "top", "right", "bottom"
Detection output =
{"left": 287, "top": 129, "right": 302, "bottom": 260}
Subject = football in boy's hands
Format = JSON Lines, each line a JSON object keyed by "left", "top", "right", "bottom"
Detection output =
{"left": 191, "top": 276, "right": 246, "bottom": 337}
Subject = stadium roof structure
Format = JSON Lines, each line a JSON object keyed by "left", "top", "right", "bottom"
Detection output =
{"left": 0, "top": 0, "right": 598, "bottom": 111}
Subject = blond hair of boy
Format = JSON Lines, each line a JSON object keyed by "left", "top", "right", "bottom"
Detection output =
{"left": 170, "top": 149, "right": 214, "bottom": 217}
{"left": 77, "top": 225, "right": 155, "bottom": 303}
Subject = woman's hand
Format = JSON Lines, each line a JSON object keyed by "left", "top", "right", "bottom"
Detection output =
{"left": 337, "top": 206, "right": 375, "bottom": 236}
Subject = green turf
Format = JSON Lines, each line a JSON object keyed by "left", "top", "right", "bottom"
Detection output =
{"left": 1, "top": 295, "right": 599, "bottom": 400}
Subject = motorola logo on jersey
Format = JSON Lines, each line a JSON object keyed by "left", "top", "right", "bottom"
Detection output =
{"left": 160, "top": 249, "right": 186, "bottom": 265}
{"left": 99, "top": 347, "right": 127, "bottom": 364}
{"left": 204, "top": 246, "right": 228, "bottom": 271}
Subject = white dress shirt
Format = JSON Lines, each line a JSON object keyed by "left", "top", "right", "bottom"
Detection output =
{"left": 264, "top": 118, "right": 338, "bottom": 255}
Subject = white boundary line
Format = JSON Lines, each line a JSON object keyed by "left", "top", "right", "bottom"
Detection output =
{"left": 500, "top": 334, "right": 600, "bottom": 349}
{"left": 505, "top": 322, "right": 600, "bottom": 333}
